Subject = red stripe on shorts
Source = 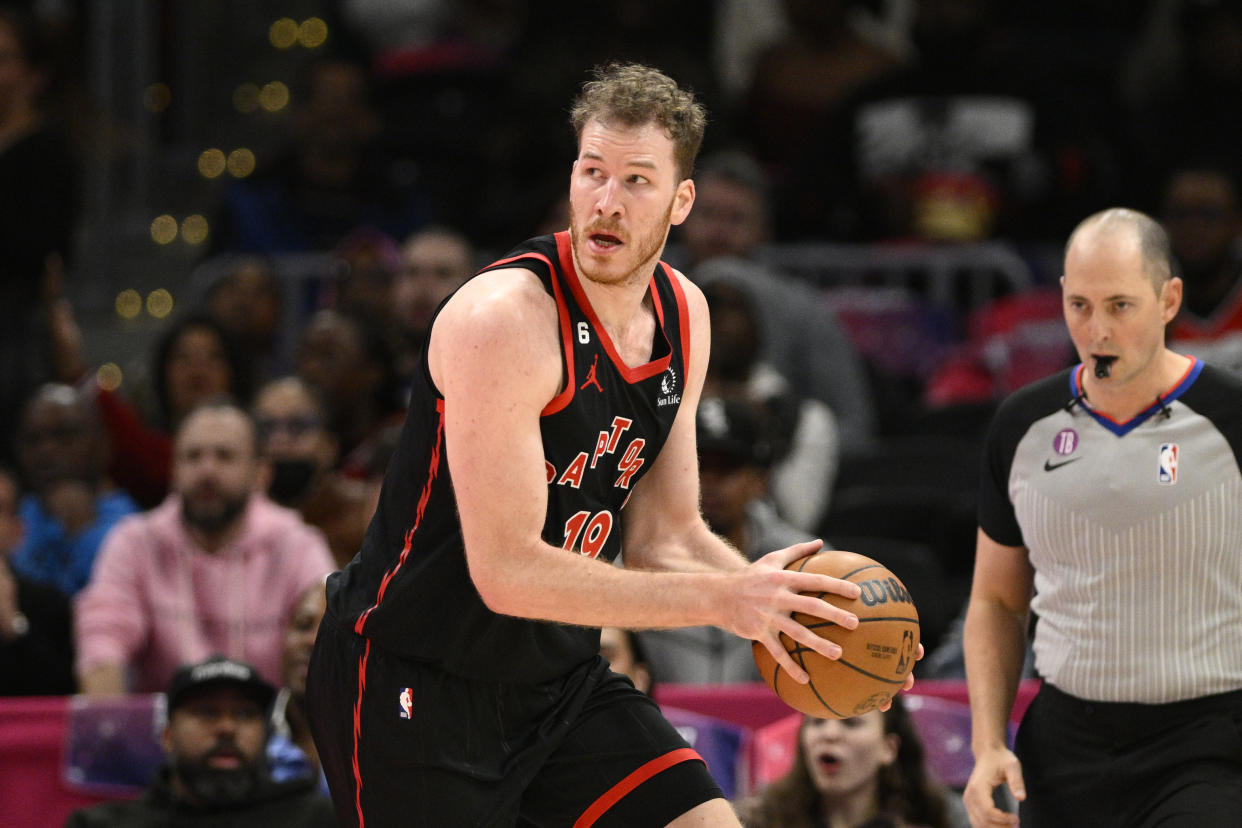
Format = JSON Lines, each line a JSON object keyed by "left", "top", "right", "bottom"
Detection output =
{"left": 572, "top": 747, "right": 704, "bottom": 828}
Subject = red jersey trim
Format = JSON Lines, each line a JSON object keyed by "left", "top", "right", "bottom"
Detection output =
{"left": 353, "top": 400, "right": 446, "bottom": 634}
{"left": 554, "top": 231, "right": 673, "bottom": 383}
{"left": 572, "top": 747, "right": 704, "bottom": 828}
{"left": 664, "top": 263, "right": 692, "bottom": 374}
{"left": 540, "top": 250, "right": 578, "bottom": 417}
{"left": 482, "top": 248, "right": 577, "bottom": 417}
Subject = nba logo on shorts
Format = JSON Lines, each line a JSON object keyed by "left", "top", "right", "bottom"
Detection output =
{"left": 1158, "top": 443, "right": 1178, "bottom": 485}
{"left": 398, "top": 687, "right": 413, "bottom": 719}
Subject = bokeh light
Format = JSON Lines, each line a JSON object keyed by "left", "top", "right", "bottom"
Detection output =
{"left": 227, "top": 148, "right": 256, "bottom": 178}
{"left": 259, "top": 81, "right": 289, "bottom": 112}
{"left": 96, "top": 363, "right": 124, "bottom": 392}
{"left": 298, "top": 17, "right": 328, "bottom": 48}
{"left": 180, "top": 214, "right": 209, "bottom": 245}
{"left": 143, "top": 82, "right": 171, "bottom": 113}
{"left": 115, "top": 289, "right": 142, "bottom": 319}
{"left": 146, "top": 288, "right": 174, "bottom": 319}
{"left": 150, "top": 214, "right": 178, "bottom": 245}
{"left": 269, "top": 18, "right": 298, "bottom": 49}
{"left": 198, "top": 148, "right": 226, "bottom": 178}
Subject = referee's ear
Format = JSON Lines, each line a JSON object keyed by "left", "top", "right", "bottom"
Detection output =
{"left": 1160, "top": 276, "right": 1183, "bottom": 325}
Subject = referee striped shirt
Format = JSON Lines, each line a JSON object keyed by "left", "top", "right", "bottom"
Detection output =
{"left": 978, "top": 359, "right": 1242, "bottom": 703}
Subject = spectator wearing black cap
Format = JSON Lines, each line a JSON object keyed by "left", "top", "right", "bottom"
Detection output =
{"left": 636, "top": 395, "right": 815, "bottom": 684}
{"left": 64, "top": 655, "right": 336, "bottom": 828}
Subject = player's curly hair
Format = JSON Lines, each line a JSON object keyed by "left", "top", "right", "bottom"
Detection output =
{"left": 569, "top": 62, "right": 706, "bottom": 182}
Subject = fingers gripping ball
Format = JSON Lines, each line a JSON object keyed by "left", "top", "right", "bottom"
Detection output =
{"left": 753, "top": 550, "right": 920, "bottom": 718}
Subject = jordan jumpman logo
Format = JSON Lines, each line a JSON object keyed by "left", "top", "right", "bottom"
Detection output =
{"left": 580, "top": 354, "right": 604, "bottom": 392}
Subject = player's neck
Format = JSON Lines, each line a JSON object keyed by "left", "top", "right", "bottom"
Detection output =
{"left": 1083, "top": 349, "right": 1191, "bottom": 420}
{"left": 578, "top": 266, "right": 651, "bottom": 313}
{"left": 594, "top": 288, "right": 657, "bottom": 368}
{"left": 575, "top": 254, "right": 660, "bottom": 367}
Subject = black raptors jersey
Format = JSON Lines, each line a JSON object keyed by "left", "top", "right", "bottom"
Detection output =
{"left": 324, "top": 232, "right": 690, "bottom": 682}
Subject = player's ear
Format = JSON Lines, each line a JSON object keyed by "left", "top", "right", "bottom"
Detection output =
{"left": 670, "top": 179, "right": 695, "bottom": 226}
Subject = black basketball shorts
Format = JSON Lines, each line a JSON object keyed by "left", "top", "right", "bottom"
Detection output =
{"left": 306, "top": 612, "right": 723, "bottom": 827}
{"left": 1015, "top": 682, "right": 1242, "bottom": 827}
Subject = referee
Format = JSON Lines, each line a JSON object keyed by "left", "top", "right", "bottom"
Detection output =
{"left": 962, "top": 207, "right": 1242, "bottom": 827}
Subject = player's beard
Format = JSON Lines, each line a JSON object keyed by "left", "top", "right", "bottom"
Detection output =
{"left": 570, "top": 196, "right": 674, "bottom": 287}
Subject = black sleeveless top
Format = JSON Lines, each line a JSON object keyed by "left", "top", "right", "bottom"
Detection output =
{"left": 324, "top": 232, "right": 691, "bottom": 681}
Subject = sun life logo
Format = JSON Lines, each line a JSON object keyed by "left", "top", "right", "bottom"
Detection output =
{"left": 657, "top": 367, "right": 680, "bottom": 407}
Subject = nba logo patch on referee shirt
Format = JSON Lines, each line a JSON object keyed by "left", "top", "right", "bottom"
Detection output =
{"left": 1158, "top": 443, "right": 1178, "bottom": 485}
{"left": 398, "top": 687, "right": 413, "bottom": 719}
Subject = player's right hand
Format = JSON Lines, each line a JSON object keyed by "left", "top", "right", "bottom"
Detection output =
{"left": 723, "top": 540, "right": 861, "bottom": 683}
{"left": 963, "top": 745, "right": 1025, "bottom": 827}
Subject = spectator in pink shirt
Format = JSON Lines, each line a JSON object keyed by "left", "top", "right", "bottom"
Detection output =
{"left": 74, "top": 400, "right": 334, "bottom": 695}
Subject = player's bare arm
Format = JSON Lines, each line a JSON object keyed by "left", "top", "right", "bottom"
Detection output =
{"left": 430, "top": 267, "right": 860, "bottom": 672}
{"left": 963, "top": 528, "right": 1034, "bottom": 828}
{"left": 620, "top": 272, "right": 748, "bottom": 574}
{"left": 431, "top": 265, "right": 725, "bottom": 629}
{"left": 617, "top": 273, "right": 865, "bottom": 681}
{"left": 622, "top": 273, "right": 831, "bottom": 575}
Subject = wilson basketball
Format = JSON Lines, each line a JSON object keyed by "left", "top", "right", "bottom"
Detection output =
{"left": 753, "top": 549, "right": 920, "bottom": 718}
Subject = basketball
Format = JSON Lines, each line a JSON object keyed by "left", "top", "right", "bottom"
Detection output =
{"left": 753, "top": 549, "right": 920, "bottom": 718}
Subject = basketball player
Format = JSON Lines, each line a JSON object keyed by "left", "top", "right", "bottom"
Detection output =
{"left": 962, "top": 208, "right": 1242, "bottom": 827}
{"left": 306, "top": 63, "right": 910, "bottom": 827}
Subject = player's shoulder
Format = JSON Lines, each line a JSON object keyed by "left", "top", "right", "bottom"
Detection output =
{"left": 665, "top": 262, "right": 695, "bottom": 291}
{"left": 429, "top": 264, "right": 561, "bottom": 394}
{"left": 441, "top": 266, "right": 556, "bottom": 332}
{"left": 667, "top": 265, "right": 708, "bottom": 324}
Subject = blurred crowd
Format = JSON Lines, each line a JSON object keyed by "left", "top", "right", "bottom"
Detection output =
{"left": 4, "top": 0, "right": 1242, "bottom": 823}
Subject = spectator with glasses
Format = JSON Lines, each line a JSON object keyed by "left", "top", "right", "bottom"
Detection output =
{"left": 252, "top": 376, "right": 377, "bottom": 568}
